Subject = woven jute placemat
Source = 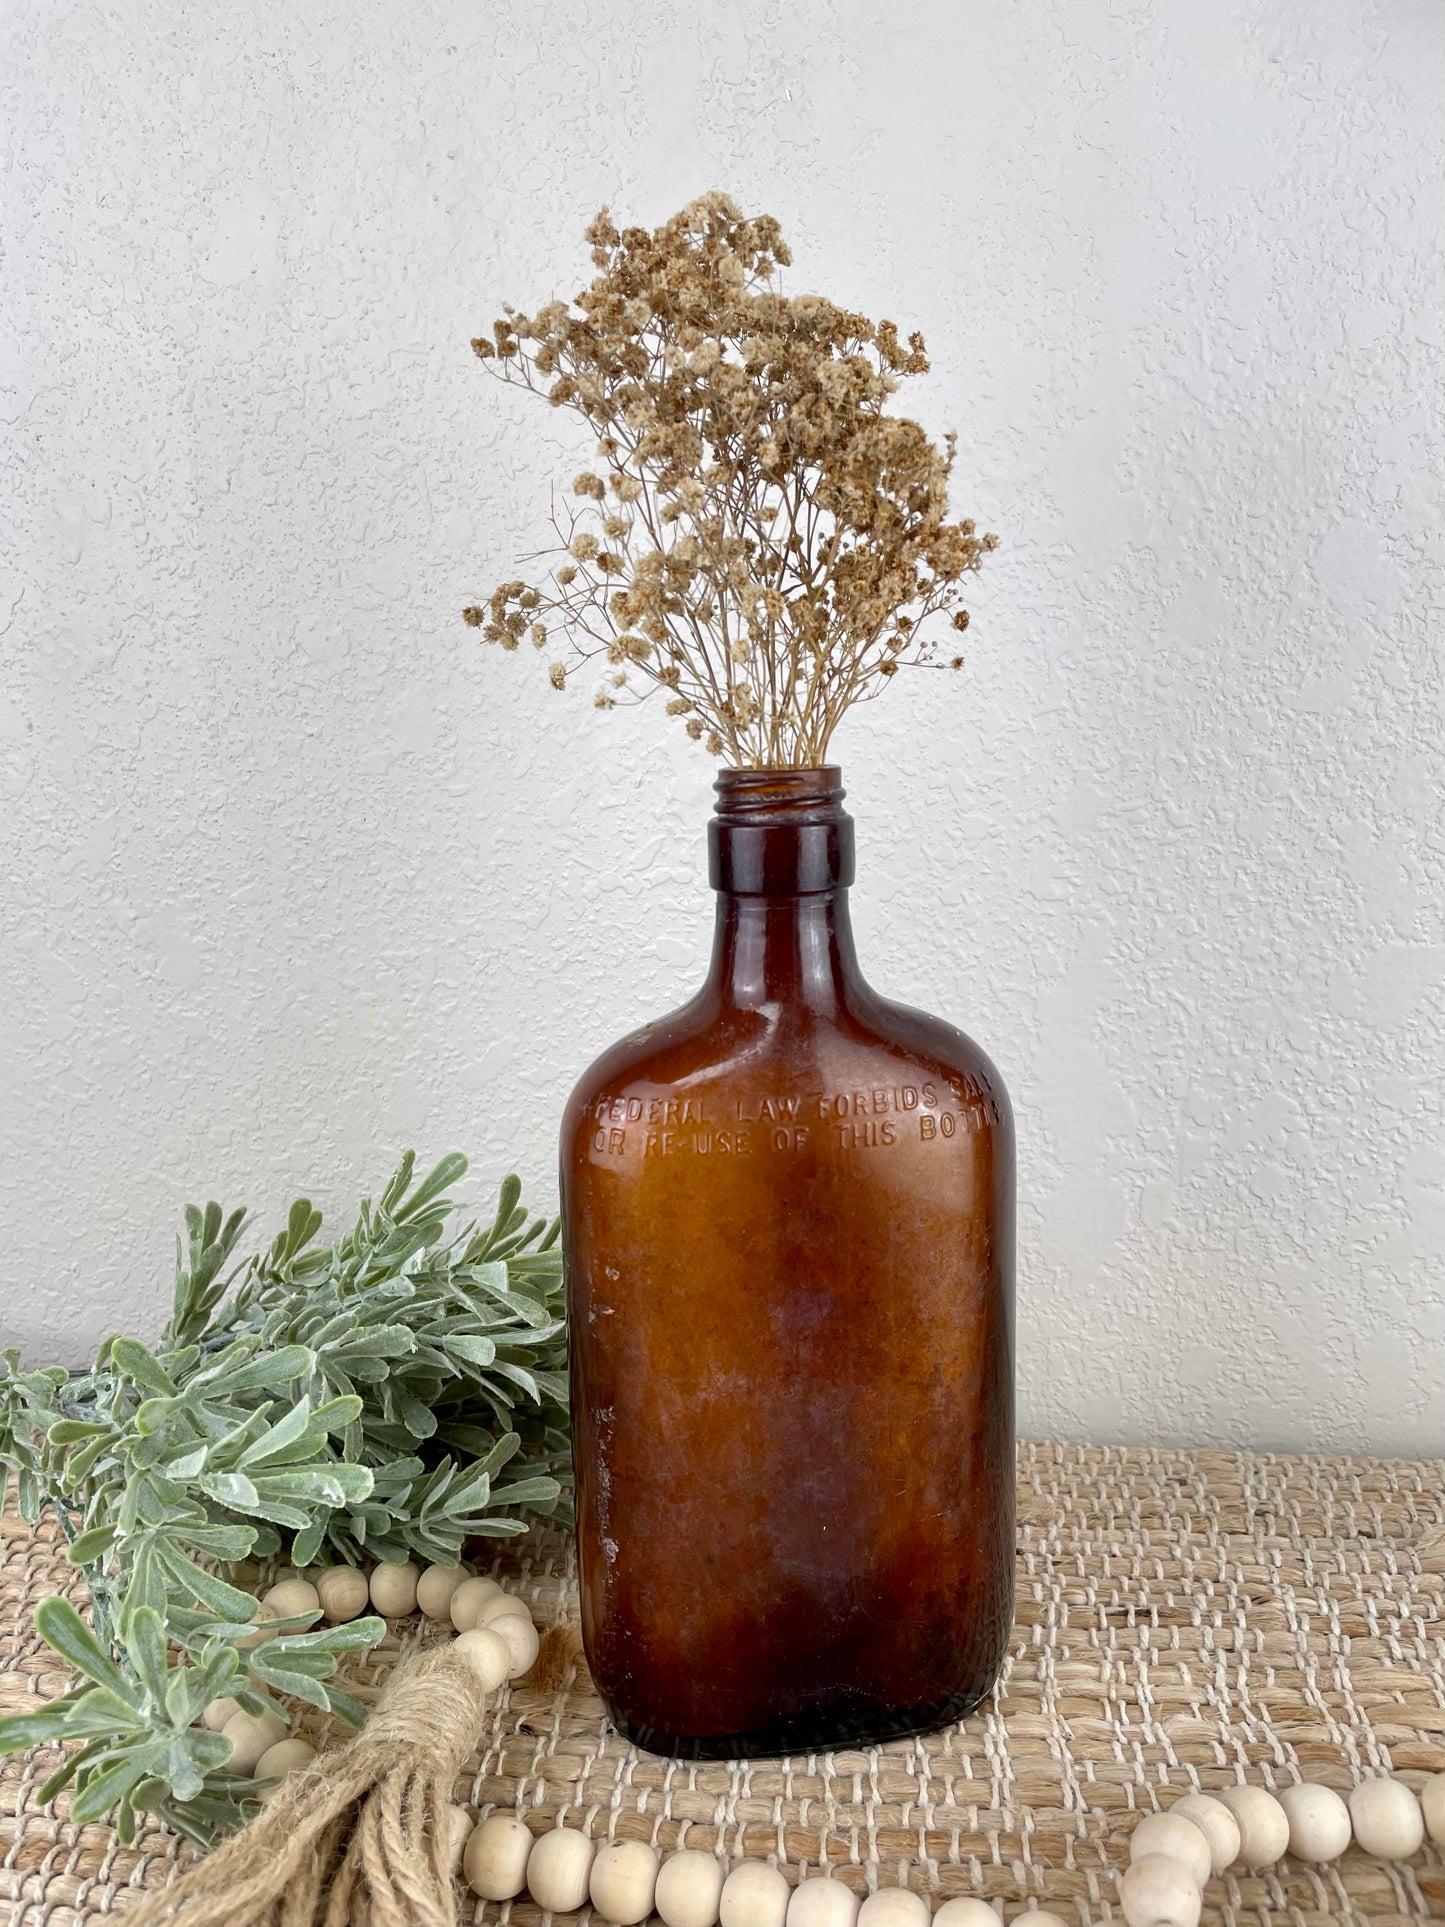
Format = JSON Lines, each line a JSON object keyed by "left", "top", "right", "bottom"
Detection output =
{"left": 3, "top": 1444, "right": 1444, "bottom": 1926}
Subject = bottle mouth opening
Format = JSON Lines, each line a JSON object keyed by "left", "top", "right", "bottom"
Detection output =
{"left": 712, "top": 766, "right": 845, "bottom": 825}
{"left": 709, "top": 767, "right": 854, "bottom": 893}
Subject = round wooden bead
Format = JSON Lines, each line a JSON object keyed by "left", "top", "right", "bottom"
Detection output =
{"left": 220, "top": 1705, "right": 289, "bottom": 1774}
{"left": 720, "top": 1860, "right": 791, "bottom": 1927}
{"left": 449, "top": 1576, "right": 504, "bottom": 1630}
{"left": 489, "top": 1610, "right": 540, "bottom": 1679}
{"left": 858, "top": 1892, "right": 928, "bottom": 1927}
{"left": 476, "top": 1592, "right": 532, "bottom": 1628}
{"left": 590, "top": 1840, "right": 661, "bottom": 1924}
{"left": 262, "top": 1578, "right": 320, "bottom": 1621}
{"left": 1119, "top": 1855, "right": 1201, "bottom": 1927}
{"left": 368, "top": 1561, "right": 420, "bottom": 1617}
{"left": 525, "top": 1827, "right": 596, "bottom": 1913}
{"left": 655, "top": 1849, "right": 726, "bottom": 1927}
{"left": 1422, "top": 1772, "right": 1445, "bottom": 1845}
{"left": 1215, "top": 1786, "right": 1290, "bottom": 1867}
{"left": 316, "top": 1566, "right": 371, "bottom": 1623}
{"left": 1129, "top": 1813, "right": 1211, "bottom": 1888}
{"left": 416, "top": 1564, "right": 468, "bottom": 1620}
{"left": 454, "top": 1627, "right": 512, "bottom": 1693}
{"left": 786, "top": 1876, "right": 862, "bottom": 1927}
{"left": 1279, "top": 1782, "right": 1352, "bottom": 1863}
{"left": 440, "top": 1805, "right": 474, "bottom": 1876}
{"left": 1347, "top": 1778, "right": 1424, "bottom": 1859}
{"left": 253, "top": 1737, "right": 317, "bottom": 1793}
{"left": 932, "top": 1903, "right": 1003, "bottom": 1927}
{"left": 1168, "top": 1794, "right": 1240, "bottom": 1876}
{"left": 464, "top": 1812, "right": 535, "bottom": 1900}
{"left": 202, "top": 1695, "right": 243, "bottom": 1733}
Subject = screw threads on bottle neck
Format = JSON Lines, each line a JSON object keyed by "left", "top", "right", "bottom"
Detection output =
{"left": 708, "top": 766, "right": 855, "bottom": 895}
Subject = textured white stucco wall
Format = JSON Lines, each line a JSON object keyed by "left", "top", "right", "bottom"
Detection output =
{"left": 2, "top": 1, "right": 1442, "bottom": 1453}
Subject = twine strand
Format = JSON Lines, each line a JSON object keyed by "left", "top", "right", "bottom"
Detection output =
{"left": 122, "top": 1644, "right": 491, "bottom": 1927}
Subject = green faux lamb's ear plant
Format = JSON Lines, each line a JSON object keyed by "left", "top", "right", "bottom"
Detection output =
{"left": 0, "top": 1587, "right": 380, "bottom": 1847}
{"left": 0, "top": 1153, "right": 570, "bottom": 1846}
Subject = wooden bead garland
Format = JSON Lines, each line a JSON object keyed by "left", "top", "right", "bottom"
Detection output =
{"left": 856, "top": 1890, "right": 929, "bottom": 1927}
{"left": 1166, "top": 1793, "right": 1239, "bottom": 1876}
{"left": 440, "top": 1804, "right": 474, "bottom": 1877}
{"left": 200, "top": 1693, "right": 244, "bottom": 1733}
{"left": 447, "top": 1573, "right": 503, "bottom": 1629}
{"left": 931, "top": 1904, "right": 1004, "bottom": 1927}
{"left": 366, "top": 1558, "right": 420, "bottom": 1617}
{"left": 452, "top": 1769, "right": 1445, "bottom": 1927}
{"left": 261, "top": 1578, "right": 321, "bottom": 1621}
{"left": 219, "top": 1705, "right": 289, "bottom": 1774}
{"left": 591, "top": 1840, "right": 663, "bottom": 1925}
{"left": 254, "top": 1737, "right": 317, "bottom": 1800}
{"left": 1347, "top": 1775, "right": 1425, "bottom": 1859}
{"left": 315, "top": 1564, "right": 370, "bottom": 1623}
{"left": 786, "top": 1875, "right": 861, "bottom": 1927}
{"left": 474, "top": 1589, "right": 533, "bottom": 1627}
{"left": 253, "top": 1736, "right": 317, "bottom": 1781}
{"left": 1119, "top": 1855, "right": 1201, "bottom": 1927}
{"left": 526, "top": 1826, "right": 597, "bottom": 1913}
{"left": 1214, "top": 1783, "right": 1290, "bottom": 1866}
{"left": 152, "top": 1552, "right": 1445, "bottom": 1927}
{"left": 655, "top": 1848, "right": 727, "bottom": 1927}
{"left": 719, "top": 1858, "right": 792, "bottom": 1927}
{"left": 488, "top": 1606, "right": 541, "bottom": 1677}
{"left": 1127, "top": 1812, "right": 1211, "bottom": 1888}
{"left": 1278, "top": 1780, "right": 1353, "bottom": 1863}
{"left": 465, "top": 1813, "right": 539, "bottom": 1901}
{"left": 207, "top": 1557, "right": 533, "bottom": 1797}
{"left": 453, "top": 1625, "right": 512, "bottom": 1691}
{"left": 415, "top": 1561, "right": 467, "bottom": 1619}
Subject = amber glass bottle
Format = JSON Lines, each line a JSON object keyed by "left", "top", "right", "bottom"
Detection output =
{"left": 562, "top": 767, "right": 1014, "bottom": 1758}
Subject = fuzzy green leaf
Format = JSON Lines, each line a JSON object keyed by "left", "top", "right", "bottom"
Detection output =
{"left": 212, "top": 1346, "right": 314, "bottom": 1393}
{"left": 393, "top": 1152, "right": 469, "bottom": 1223}
{"left": 0, "top": 1703, "right": 85, "bottom": 1750}
{"left": 154, "top": 1541, "right": 260, "bottom": 1622}
{"left": 323, "top": 1685, "right": 370, "bottom": 1728}
{"left": 70, "top": 1745, "right": 168, "bottom": 1824}
{"left": 196, "top": 1470, "right": 260, "bottom": 1510}
{"left": 33, "top": 1597, "right": 135, "bottom": 1700}
{"left": 108, "top": 1339, "right": 178, "bottom": 1395}
{"left": 268, "top": 1615, "right": 386, "bottom": 1656}
{"left": 67, "top": 1523, "right": 119, "bottom": 1565}
{"left": 122, "top": 1606, "right": 172, "bottom": 1708}
{"left": 237, "top": 1397, "right": 313, "bottom": 1468}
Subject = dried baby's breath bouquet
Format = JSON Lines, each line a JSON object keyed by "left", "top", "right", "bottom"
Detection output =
{"left": 466, "top": 192, "right": 996, "bottom": 766}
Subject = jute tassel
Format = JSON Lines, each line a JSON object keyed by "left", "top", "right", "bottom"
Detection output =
{"left": 125, "top": 1643, "right": 492, "bottom": 1927}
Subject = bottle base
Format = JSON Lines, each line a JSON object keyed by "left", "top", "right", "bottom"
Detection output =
{"left": 602, "top": 1682, "right": 996, "bottom": 1761}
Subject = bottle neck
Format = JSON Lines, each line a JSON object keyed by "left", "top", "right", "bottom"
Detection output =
{"left": 708, "top": 889, "right": 859, "bottom": 1014}
{"left": 706, "top": 766, "right": 859, "bottom": 1014}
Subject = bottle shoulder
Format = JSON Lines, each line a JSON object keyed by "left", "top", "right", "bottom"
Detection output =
{"left": 561, "top": 989, "right": 717, "bottom": 1124}
{"left": 862, "top": 991, "right": 1014, "bottom": 1131}
{"left": 562, "top": 985, "right": 1011, "bottom": 1140}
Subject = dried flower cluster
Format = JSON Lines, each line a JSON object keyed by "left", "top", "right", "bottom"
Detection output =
{"left": 465, "top": 192, "right": 997, "bottom": 767}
